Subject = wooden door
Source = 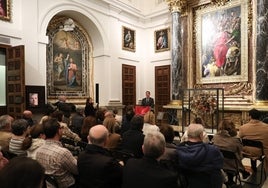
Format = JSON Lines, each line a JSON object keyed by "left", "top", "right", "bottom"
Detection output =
{"left": 6, "top": 45, "right": 25, "bottom": 119}
{"left": 122, "top": 64, "right": 136, "bottom": 107}
{"left": 155, "top": 65, "right": 170, "bottom": 115}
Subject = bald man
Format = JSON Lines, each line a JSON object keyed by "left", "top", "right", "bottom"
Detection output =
{"left": 77, "top": 125, "right": 123, "bottom": 188}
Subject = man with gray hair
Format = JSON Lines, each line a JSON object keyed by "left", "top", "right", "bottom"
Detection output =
{"left": 122, "top": 131, "right": 178, "bottom": 188}
{"left": 77, "top": 125, "right": 123, "bottom": 188}
{"left": 177, "top": 123, "right": 224, "bottom": 188}
{"left": 0, "top": 115, "right": 14, "bottom": 152}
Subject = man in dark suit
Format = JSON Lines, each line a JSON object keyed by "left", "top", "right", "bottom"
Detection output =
{"left": 77, "top": 125, "right": 123, "bottom": 188}
{"left": 122, "top": 131, "right": 179, "bottom": 188}
{"left": 141, "top": 91, "right": 154, "bottom": 109}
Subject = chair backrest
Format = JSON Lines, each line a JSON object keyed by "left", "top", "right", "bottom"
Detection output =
{"left": 220, "top": 149, "right": 237, "bottom": 160}
{"left": 242, "top": 139, "right": 264, "bottom": 155}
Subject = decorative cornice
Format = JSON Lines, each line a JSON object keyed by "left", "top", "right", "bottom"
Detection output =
{"left": 165, "top": 0, "right": 187, "bottom": 14}
{"left": 210, "top": 0, "right": 231, "bottom": 6}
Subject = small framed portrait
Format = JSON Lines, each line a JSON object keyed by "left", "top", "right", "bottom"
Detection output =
{"left": 26, "top": 86, "right": 45, "bottom": 112}
{"left": 155, "top": 27, "right": 170, "bottom": 53}
{"left": 122, "top": 26, "right": 136, "bottom": 52}
{"left": 0, "top": 0, "right": 11, "bottom": 21}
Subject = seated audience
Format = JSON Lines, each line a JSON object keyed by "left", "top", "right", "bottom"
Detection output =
{"left": 239, "top": 108, "right": 268, "bottom": 171}
{"left": 103, "top": 117, "right": 121, "bottom": 150}
{"left": 95, "top": 107, "right": 108, "bottom": 124}
{"left": 113, "top": 108, "right": 123, "bottom": 126}
{"left": 142, "top": 111, "right": 159, "bottom": 136}
{"left": 121, "top": 115, "right": 145, "bottom": 158}
{"left": 84, "top": 97, "right": 97, "bottom": 117}
{"left": 78, "top": 125, "right": 123, "bottom": 188}
{"left": 52, "top": 110, "right": 81, "bottom": 142}
{"left": 0, "top": 156, "right": 44, "bottom": 188}
{"left": 39, "top": 103, "right": 57, "bottom": 124}
{"left": 22, "top": 123, "right": 45, "bottom": 159}
{"left": 181, "top": 117, "right": 209, "bottom": 143}
{"left": 120, "top": 105, "right": 135, "bottom": 135}
{"left": 36, "top": 118, "right": 78, "bottom": 188}
{"left": 122, "top": 131, "right": 179, "bottom": 188}
{"left": 0, "top": 115, "right": 14, "bottom": 152}
{"left": 9, "top": 119, "right": 29, "bottom": 156}
{"left": 213, "top": 118, "right": 250, "bottom": 187}
{"left": 177, "top": 123, "right": 224, "bottom": 188}
{"left": 80, "top": 116, "right": 98, "bottom": 142}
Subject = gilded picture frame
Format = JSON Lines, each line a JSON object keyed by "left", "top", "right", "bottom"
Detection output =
{"left": 155, "top": 27, "right": 170, "bottom": 53}
{"left": 0, "top": 0, "right": 11, "bottom": 21}
{"left": 122, "top": 26, "right": 136, "bottom": 52}
{"left": 195, "top": 0, "right": 249, "bottom": 84}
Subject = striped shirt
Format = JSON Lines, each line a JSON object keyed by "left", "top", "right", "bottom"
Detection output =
{"left": 9, "top": 137, "right": 26, "bottom": 156}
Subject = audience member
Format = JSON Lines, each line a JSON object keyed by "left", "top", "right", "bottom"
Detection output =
{"left": 177, "top": 123, "right": 224, "bottom": 188}
{"left": 39, "top": 102, "right": 57, "bottom": 124}
{"left": 122, "top": 131, "right": 179, "bottom": 188}
{"left": 78, "top": 125, "right": 123, "bottom": 188}
{"left": 0, "top": 115, "right": 14, "bottom": 152}
{"left": 9, "top": 119, "right": 29, "bottom": 156}
{"left": 120, "top": 105, "right": 135, "bottom": 135}
{"left": 239, "top": 108, "right": 268, "bottom": 171}
{"left": 141, "top": 90, "right": 154, "bottom": 110}
{"left": 113, "top": 108, "right": 123, "bottom": 125}
{"left": 181, "top": 117, "right": 209, "bottom": 143}
{"left": 103, "top": 117, "right": 121, "bottom": 150}
{"left": 52, "top": 110, "right": 81, "bottom": 142}
{"left": 0, "top": 156, "right": 45, "bottom": 188}
{"left": 142, "top": 111, "right": 159, "bottom": 136}
{"left": 121, "top": 115, "right": 145, "bottom": 158}
{"left": 70, "top": 107, "right": 85, "bottom": 135}
{"left": 80, "top": 116, "right": 98, "bottom": 142}
{"left": 22, "top": 123, "right": 45, "bottom": 159}
{"left": 0, "top": 150, "right": 8, "bottom": 170}
{"left": 36, "top": 118, "right": 78, "bottom": 188}
{"left": 213, "top": 118, "right": 250, "bottom": 187}
{"left": 22, "top": 110, "right": 35, "bottom": 127}
{"left": 84, "top": 97, "right": 97, "bottom": 117}
{"left": 96, "top": 107, "right": 107, "bottom": 124}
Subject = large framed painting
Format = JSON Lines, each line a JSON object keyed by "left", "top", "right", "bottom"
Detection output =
{"left": 47, "top": 17, "right": 93, "bottom": 101}
{"left": 0, "top": 0, "right": 11, "bottom": 21}
{"left": 122, "top": 26, "right": 136, "bottom": 52}
{"left": 155, "top": 27, "right": 170, "bottom": 53}
{"left": 195, "top": 0, "right": 249, "bottom": 84}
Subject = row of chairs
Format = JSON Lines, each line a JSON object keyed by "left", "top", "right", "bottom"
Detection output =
{"left": 220, "top": 138, "right": 266, "bottom": 187}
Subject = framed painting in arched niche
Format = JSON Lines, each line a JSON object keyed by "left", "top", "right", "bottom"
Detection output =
{"left": 46, "top": 16, "right": 93, "bottom": 104}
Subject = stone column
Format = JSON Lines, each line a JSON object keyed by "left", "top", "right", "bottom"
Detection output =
{"left": 166, "top": 0, "right": 187, "bottom": 105}
{"left": 255, "top": 0, "right": 268, "bottom": 104}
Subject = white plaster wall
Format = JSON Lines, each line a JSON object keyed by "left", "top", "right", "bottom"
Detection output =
{"left": 0, "top": 0, "right": 171, "bottom": 106}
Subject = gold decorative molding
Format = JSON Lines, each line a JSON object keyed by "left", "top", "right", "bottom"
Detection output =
{"left": 255, "top": 101, "right": 268, "bottom": 106}
{"left": 210, "top": 0, "right": 231, "bottom": 6}
{"left": 166, "top": 0, "right": 187, "bottom": 14}
{"left": 225, "top": 82, "right": 253, "bottom": 95}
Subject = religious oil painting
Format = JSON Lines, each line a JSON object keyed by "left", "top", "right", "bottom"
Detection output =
{"left": 155, "top": 27, "right": 170, "bottom": 53}
{"left": 0, "top": 0, "right": 10, "bottom": 21}
{"left": 47, "top": 17, "right": 91, "bottom": 99}
{"left": 122, "top": 26, "right": 136, "bottom": 52}
{"left": 195, "top": 0, "right": 249, "bottom": 84}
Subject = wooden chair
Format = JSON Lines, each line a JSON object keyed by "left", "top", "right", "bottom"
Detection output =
{"left": 220, "top": 149, "right": 242, "bottom": 186}
{"left": 241, "top": 139, "right": 266, "bottom": 186}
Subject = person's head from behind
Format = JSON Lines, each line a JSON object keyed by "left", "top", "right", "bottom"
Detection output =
{"left": 0, "top": 115, "right": 14, "bottom": 131}
{"left": 11, "top": 119, "right": 29, "bottom": 136}
{"left": 87, "top": 125, "right": 109, "bottom": 147}
{"left": 249, "top": 108, "right": 261, "bottom": 120}
{"left": 187, "top": 123, "right": 204, "bottom": 142}
{"left": 43, "top": 118, "right": 62, "bottom": 139}
{"left": 22, "top": 123, "right": 45, "bottom": 150}
{"left": 159, "top": 124, "right": 175, "bottom": 144}
{"left": 219, "top": 118, "right": 237, "bottom": 137}
{"left": 0, "top": 156, "right": 45, "bottom": 188}
{"left": 130, "top": 115, "right": 144, "bottom": 130}
{"left": 192, "top": 117, "right": 204, "bottom": 125}
{"left": 103, "top": 117, "right": 117, "bottom": 133}
{"left": 144, "top": 111, "right": 155, "bottom": 125}
{"left": 142, "top": 131, "right": 165, "bottom": 159}
{"left": 51, "top": 110, "right": 64, "bottom": 122}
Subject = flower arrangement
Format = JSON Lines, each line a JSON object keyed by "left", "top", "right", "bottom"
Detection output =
{"left": 190, "top": 92, "right": 217, "bottom": 116}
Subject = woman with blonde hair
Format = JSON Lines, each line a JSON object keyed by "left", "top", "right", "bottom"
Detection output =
{"left": 142, "top": 111, "right": 159, "bottom": 136}
{"left": 103, "top": 117, "right": 121, "bottom": 150}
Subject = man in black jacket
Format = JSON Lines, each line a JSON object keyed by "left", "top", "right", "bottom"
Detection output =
{"left": 77, "top": 125, "right": 123, "bottom": 188}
